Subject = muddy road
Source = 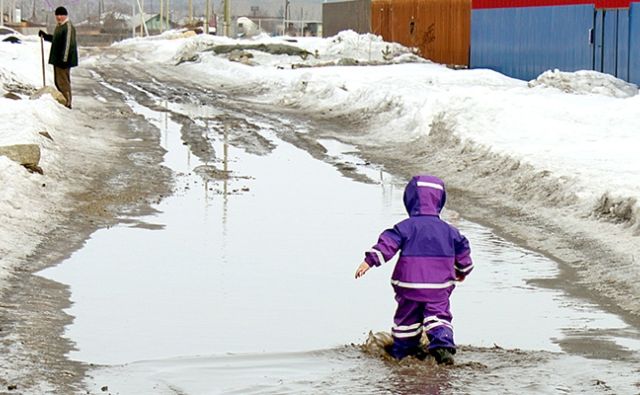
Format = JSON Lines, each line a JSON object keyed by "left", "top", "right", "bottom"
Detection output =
{"left": 2, "top": 44, "right": 640, "bottom": 394}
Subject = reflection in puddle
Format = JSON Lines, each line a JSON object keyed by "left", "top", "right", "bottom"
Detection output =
{"left": 453, "top": 221, "right": 634, "bottom": 352}
{"left": 39, "top": 90, "right": 639, "bottom": 371}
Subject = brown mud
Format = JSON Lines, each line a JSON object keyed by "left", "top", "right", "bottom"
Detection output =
{"left": 83, "top": 333, "right": 640, "bottom": 394}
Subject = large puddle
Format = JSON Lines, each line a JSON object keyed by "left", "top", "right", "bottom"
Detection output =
{"left": 38, "top": 86, "right": 640, "bottom": 393}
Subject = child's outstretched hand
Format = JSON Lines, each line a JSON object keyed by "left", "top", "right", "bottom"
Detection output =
{"left": 355, "top": 262, "right": 370, "bottom": 279}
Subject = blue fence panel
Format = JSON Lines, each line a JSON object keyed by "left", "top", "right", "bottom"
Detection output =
{"left": 617, "top": 9, "right": 630, "bottom": 81}
{"left": 471, "top": 5, "right": 595, "bottom": 81}
{"left": 594, "top": 9, "right": 604, "bottom": 70}
{"left": 602, "top": 10, "right": 619, "bottom": 74}
{"left": 629, "top": 2, "right": 640, "bottom": 84}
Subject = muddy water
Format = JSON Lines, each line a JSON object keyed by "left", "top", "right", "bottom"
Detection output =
{"left": 38, "top": 88, "right": 640, "bottom": 393}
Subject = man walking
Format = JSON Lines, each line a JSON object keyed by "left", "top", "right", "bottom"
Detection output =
{"left": 39, "top": 6, "right": 78, "bottom": 109}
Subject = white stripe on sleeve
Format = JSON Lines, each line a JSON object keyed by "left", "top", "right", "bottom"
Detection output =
{"left": 369, "top": 248, "right": 386, "bottom": 266}
{"left": 455, "top": 263, "right": 474, "bottom": 273}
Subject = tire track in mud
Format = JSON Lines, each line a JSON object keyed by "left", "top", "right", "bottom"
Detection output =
{"left": 91, "top": 62, "right": 377, "bottom": 187}
{"left": 92, "top": 64, "right": 278, "bottom": 160}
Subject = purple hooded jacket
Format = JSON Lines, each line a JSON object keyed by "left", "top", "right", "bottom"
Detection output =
{"left": 364, "top": 175, "right": 473, "bottom": 301}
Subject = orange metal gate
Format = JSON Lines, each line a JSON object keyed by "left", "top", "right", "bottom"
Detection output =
{"left": 371, "top": 0, "right": 471, "bottom": 66}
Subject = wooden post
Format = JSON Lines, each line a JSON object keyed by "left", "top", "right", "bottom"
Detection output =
{"left": 135, "top": 0, "right": 148, "bottom": 36}
{"left": 224, "top": 0, "right": 230, "bottom": 36}
{"left": 283, "top": 0, "right": 289, "bottom": 36}
{"left": 166, "top": 0, "right": 170, "bottom": 30}
{"left": 40, "top": 37, "right": 45, "bottom": 87}
{"left": 160, "top": 0, "right": 163, "bottom": 32}
{"left": 205, "top": 0, "right": 209, "bottom": 34}
{"left": 139, "top": 0, "right": 144, "bottom": 35}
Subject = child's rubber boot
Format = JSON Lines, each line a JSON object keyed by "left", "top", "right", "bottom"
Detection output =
{"left": 384, "top": 343, "right": 419, "bottom": 361}
{"left": 413, "top": 346, "right": 429, "bottom": 361}
{"left": 430, "top": 347, "right": 455, "bottom": 365}
{"left": 386, "top": 343, "right": 429, "bottom": 361}
{"left": 383, "top": 343, "right": 396, "bottom": 359}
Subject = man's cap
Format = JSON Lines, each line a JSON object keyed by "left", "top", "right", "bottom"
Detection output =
{"left": 54, "top": 6, "right": 68, "bottom": 16}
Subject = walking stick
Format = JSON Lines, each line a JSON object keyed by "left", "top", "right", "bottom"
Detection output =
{"left": 40, "top": 36, "right": 46, "bottom": 87}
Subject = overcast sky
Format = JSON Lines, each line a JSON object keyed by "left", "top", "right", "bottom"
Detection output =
{"left": 5, "top": 0, "right": 325, "bottom": 22}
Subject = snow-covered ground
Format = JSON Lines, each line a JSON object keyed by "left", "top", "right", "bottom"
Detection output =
{"left": 0, "top": 32, "right": 118, "bottom": 284}
{"left": 2, "top": 29, "right": 639, "bottom": 302}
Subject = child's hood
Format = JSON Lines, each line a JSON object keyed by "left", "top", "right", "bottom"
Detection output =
{"left": 403, "top": 175, "right": 447, "bottom": 216}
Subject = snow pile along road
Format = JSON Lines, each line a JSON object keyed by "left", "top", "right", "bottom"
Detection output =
{"left": 0, "top": 34, "right": 161, "bottom": 290}
{"left": 529, "top": 69, "right": 639, "bottom": 98}
{"left": 1, "top": 31, "right": 173, "bottom": 394}
{"left": 1, "top": 35, "right": 107, "bottom": 284}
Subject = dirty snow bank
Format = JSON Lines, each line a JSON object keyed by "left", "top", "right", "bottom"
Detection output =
{"left": 0, "top": 38, "right": 114, "bottom": 286}
{"left": 170, "top": 29, "right": 424, "bottom": 68}
{"left": 529, "top": 69, "right": 639, "bottom": 98}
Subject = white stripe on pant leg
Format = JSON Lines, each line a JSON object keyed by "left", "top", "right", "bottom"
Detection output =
{"left": 424, "top": 315, "right": 451, "bottom": 323}
{"left": 424, "top": 316, "right": 452, "bottom": 330}
{"left": 424, "top": 315, "right": 451, "bottom": 324}
{"left": 424, "top": 316, "right": 453, "bottom": 331}
{"left": 424, "top": 321, "right": 453, "bottom": 332}
{"left": 393, "top": 322, "right": 422, "bottom": 331}
{"left": 392, "top": 328, "right": 423, "bottom": 338}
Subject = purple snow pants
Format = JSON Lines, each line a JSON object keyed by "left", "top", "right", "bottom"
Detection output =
{"left": 389, "top": 293, "right": 456, "bottom": 359}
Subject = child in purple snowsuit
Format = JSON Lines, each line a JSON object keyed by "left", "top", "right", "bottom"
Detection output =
{"left": 355, "top": 175, "right": 473, "bottom": 364}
